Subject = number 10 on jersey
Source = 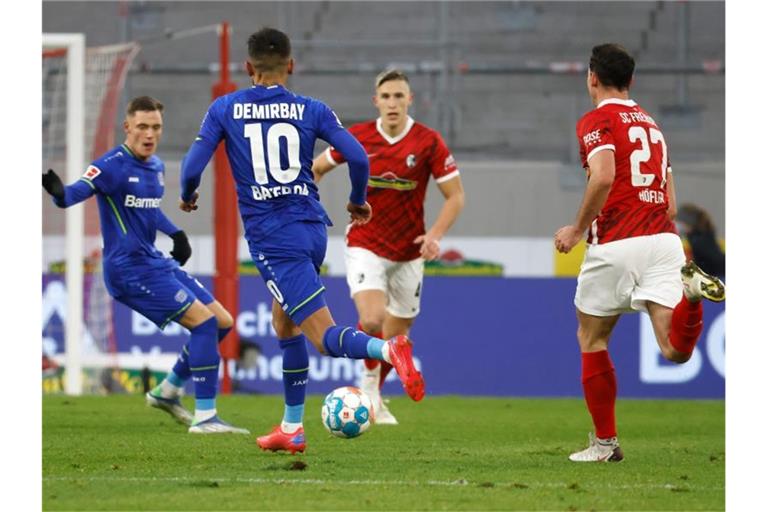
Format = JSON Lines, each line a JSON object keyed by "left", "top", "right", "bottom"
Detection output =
{"left": 244, "top": 122, "right": 302, "bottom": 185}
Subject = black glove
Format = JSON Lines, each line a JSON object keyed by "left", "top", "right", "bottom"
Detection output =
{"left": 42, "top": 169, "right": 65, "bottom": 201}
{"left": 170, "top": 230, "right": 192, "bottom": 266}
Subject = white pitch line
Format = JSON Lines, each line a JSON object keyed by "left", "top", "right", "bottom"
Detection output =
{"left": 42, "top": 475, "right": 724, "bottom": 491}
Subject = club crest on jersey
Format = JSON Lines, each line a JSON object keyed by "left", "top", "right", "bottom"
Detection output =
{"left": 83, "top": 165, "right": 101, "bottom": 180}
{"left": 406, "top": 154, "right": 417, "bottom": 168}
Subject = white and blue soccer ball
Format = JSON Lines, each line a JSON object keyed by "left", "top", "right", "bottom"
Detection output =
{"left": 321, "top": 386, "right": 374, "bottom": 438}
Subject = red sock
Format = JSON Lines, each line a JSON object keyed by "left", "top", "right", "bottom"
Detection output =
{"left": 669, "top": 295, "right": 704, "bottom": 355}
{"left": 358, "top": 323, "right": 383, "bottom": 371}
{"left": 581, "top": 350, "right": 617, "bottom": 439}
{"left": 379, "top": 362, "right": 393, "bottom": 388}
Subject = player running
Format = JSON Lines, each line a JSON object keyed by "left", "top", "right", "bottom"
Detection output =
{"left": 42, "top": 96, "right": 248, "bottom": 434}
{"left": 312, "top": 69, "right": 464, "bottom": 424}
{"left": 554, "top": 44, "right": 725, "bottom": 462}
{"left": 179, "top": 28, "right": 425, "bottom": 454}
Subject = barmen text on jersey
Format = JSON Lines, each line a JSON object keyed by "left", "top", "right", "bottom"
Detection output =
{"left": 233, "top": 102, "right": 305, "bottom": 121}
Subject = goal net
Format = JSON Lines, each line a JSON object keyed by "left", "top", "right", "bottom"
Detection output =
{"left": 42, "top": 35, "right": 140, "bottom": 394}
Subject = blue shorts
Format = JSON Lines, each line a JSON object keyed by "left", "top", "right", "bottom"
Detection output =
{"left": 108, "top": 260, "right": 214, "bottom": 329}
{"left": 247, "top": 221, "right": 328, "bottom": 325}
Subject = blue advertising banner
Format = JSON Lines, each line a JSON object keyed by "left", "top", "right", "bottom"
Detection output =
{"left": 42, "top": 275, "right": 725, "bottom": 398}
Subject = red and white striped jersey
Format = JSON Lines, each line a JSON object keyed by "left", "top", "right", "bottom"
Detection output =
{"left": 326, "top": 116, "right": 459, "bottom": 261}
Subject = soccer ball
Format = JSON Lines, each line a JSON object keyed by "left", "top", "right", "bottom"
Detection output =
{"left": 321, "top": 386, "right": 374, "bottom": 438}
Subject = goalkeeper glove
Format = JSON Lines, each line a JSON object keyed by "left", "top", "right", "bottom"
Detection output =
{"left": 42, "top": 169, "right": 65, "bottom": 201}
{"left": 170, "top": 230, "right": 192, "bottom": 266}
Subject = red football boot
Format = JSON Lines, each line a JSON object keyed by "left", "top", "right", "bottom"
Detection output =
{"left": 387, "top": 335, "right": 425, "bottom": 401}
{"left": 256, "top": 425, "right": 306, "bottom": 454}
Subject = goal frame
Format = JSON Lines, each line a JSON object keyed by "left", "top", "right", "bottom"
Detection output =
{"left": 43, "top": 33, "right": 85, "bottom": 395}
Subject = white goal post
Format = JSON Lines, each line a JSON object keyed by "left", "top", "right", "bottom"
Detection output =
{"left": 43, "top": 34, "right": 141, "bottom": 395}
{"left": 43, "top": 33, "right": 85, "bottom": 395}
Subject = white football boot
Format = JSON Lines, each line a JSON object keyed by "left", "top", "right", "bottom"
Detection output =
{"left": 569, "top": 432, "right": 624, "bottom": 462}
{"left": 374, "top": 398, "right": 399, "bottom": 425}
{"left": 146, "top": 392, "right": 193, "bottom": 426}
{"left": 188, "top": 416, "right": 250, "bottom": 434}
{"left": 681, "top": 260, "right": 725, "bottom": 302}
{"left": 359, "top": 363, "right": 398, "bottom": 425}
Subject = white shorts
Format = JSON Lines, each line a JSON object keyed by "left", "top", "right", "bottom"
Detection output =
{"left": 344, "top": 246, "right": 424, "bottom": 319}
{"left": 574, "top": 233, "right": 685, "bottom": 316}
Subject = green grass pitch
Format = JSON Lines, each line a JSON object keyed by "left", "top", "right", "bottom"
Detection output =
{"left": 43, "top": 395, "right": 724, "bottom": 511}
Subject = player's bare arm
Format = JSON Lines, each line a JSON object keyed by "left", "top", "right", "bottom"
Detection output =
{"left": 414, "top": 176, "right": 465, "bottom": 260}
{"left": 311, "top": 153, "right": 337, "bottom": 183}
{"left": 555, "top": 150, "right": 615, "bottom": 254}
{"left": 666, "top": 168, "right": 677, "bottom": 220}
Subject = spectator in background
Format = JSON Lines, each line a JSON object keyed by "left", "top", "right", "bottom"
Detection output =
{"left": 676, "top": 204, "right": 725, "bottom": 279}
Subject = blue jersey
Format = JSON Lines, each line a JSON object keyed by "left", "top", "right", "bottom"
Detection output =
{"left": 186, "top": 85, "right": 363, "bottom": 242}
{"left": 53, "top": 144, "right": 180, "bottom": 290}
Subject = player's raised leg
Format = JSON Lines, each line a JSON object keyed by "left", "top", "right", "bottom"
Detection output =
{"left": 300, "top": 307, "right": 425, "bottom": 402}
{"left": 646, "top": 261, "right": 726, "bottom": 363}
{"left": 569, "top": 310, "right": 624, "bottom": 462}
{"left": 256, "top": 301, "right": 309, "bottom": 454}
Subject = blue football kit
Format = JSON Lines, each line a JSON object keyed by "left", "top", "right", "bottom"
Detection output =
{"left": 180, "top": 82, "right": 426, "bottom": 439}
{"left": 181, "top": 84, "right": 370, "bottom": 324}
{"left": 51, "top": 143, "right": 212, "bottom": 328}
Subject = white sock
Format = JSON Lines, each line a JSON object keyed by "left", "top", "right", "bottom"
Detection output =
{"left": 380, "top": 341, "right": 391, "bottom": 364}
{"left": 194, "top": 408, "right": 217, "bottom": 424}
{"left": 159, "top": 378, "right": 182, "bottom": 399}
{"left": 281, "top": 421, "right": 302, "bottom": 434}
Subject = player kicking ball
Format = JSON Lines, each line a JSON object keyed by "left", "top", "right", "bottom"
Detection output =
{"left": 179, "top": 28, "right": 425, "bottom": 454}
{"left": 312, "top": 69, "right": 464, "bottom": 425}
{"left": 42, "top": 96, "right": 248, "bottom": 434}
{"left": 555, "top": 44, "right": 725, "bottom": 462}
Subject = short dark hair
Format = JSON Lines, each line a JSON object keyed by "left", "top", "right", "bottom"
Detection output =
{"left": 376, "top": 69, "right": 410, "bottom": 89}
{"left": 126, "top": 96, "right": 164, "bottom": 116}
{"left": 589, "top": 43, "right": 635, "bottom": 91}
{"left": 247, "top": 27, "right": 291, "bottom": 72}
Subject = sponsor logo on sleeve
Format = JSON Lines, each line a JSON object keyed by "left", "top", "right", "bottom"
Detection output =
{"left": 174, "top": 289, "right": 188, "bottom": 303}
{"left": 83, "top": 165, "right": 102, "bottom": 180}
{"left": 582, "top": 129, "right": 602, "bottom": 146}
{"left": 444, "top": 154, "right": 456, "bottom": 171}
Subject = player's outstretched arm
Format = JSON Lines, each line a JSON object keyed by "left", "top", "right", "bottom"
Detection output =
{"left": 311, "top": 152, "right": 337, "bottom": 183}
{"left": 42, "top": 169, "right": 97, "bottom": 208}
{"left": 554, "top": 150, "right": 615, "bottom": 254}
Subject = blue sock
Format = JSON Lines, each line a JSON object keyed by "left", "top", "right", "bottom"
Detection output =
{"left": 322, "top": 326, "right": 387, "bottom": 360}
{"left": 280, "top": 334, "right": 309, "bottom": 425}
{"left": 171, "top": 344, "right": 192, "bottom": 381}
{"left": 167, "top": 371, "right": 185, "bottom": 387}
{"left": 188, "top": 316, "right": 220, "bottom": 400}
{"left": 171, "top": 325, "right": 232, "bottom": 383}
